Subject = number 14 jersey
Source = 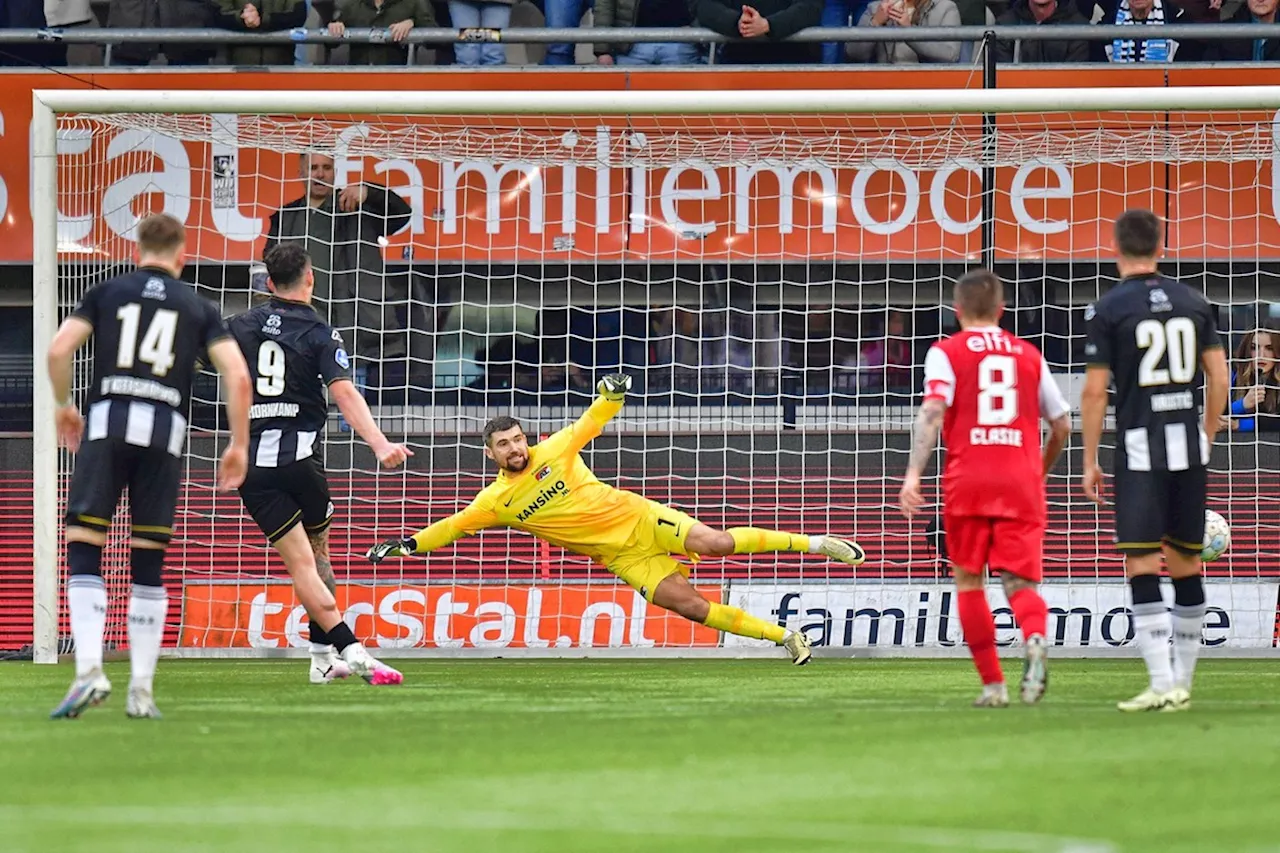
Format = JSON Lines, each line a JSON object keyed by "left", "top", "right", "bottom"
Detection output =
{"left": 923, "top": 326, "right": 1070, "bottom": 521}
{"left": 228, "top": 296, "right": 352, "bottom": 469}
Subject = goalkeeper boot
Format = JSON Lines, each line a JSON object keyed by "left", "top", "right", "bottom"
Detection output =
{"left": 341, "top": 644, "right": 404, "bottom": 686}
{"left": 310, "top": 650, "right": 353, "bottom": 685}
{"left": 782, "top": 631, "right": 813, "bottom": 666}
{"left": 1020, "top": 634, "right": 1049, "bottom": 705}
{"left": 1117, "top": 688, "right": 1174, "bottom": 712}
{"left": 50, "top": 667, "right": 112, "bottom": 720}
{"left": 125, "top": 686, "right": 162, "bottom": 720}
{"left": 973, "top": 683, "right": 1009, "bottom": 708}
{"left": 818, "top": 537, "right": 866, "bottom": 567}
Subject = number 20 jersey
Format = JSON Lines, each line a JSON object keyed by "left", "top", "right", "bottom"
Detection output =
{"left": 228, "top": 296, "right": 351, "bottom": 469}
{"left": 922, "top": 327, "right": 1070, "bottom": 520}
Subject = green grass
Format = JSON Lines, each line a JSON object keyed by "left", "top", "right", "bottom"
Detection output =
{"left": 2, "top": 659, "right": 1279, "bottom": 853}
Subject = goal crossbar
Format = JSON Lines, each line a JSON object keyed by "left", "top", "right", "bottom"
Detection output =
{"left": 30, "top": 85, "right": 1280, "bottom": 117}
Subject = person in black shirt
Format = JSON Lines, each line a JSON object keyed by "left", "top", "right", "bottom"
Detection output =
{"left": 48, "top": 213, "right": 252, "bottom": 720}
{"left": 230, "top": 243, "right": 412, "bottom": 685}
{"left": 1081, "top": 209, "right": 1230, "bottom": 714}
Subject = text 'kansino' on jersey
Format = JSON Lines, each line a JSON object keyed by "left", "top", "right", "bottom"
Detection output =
{"left": 72, "top": 266, "right": 229, "bottom": 457}
{"left": 922, "top": 327, "right": 1071, "bottom": 520}
{"left": 228, "top": 296, "right": 351, "bottom": 469}
{"left": 1084, "top": 274, "right": 1222, "bottom": 472}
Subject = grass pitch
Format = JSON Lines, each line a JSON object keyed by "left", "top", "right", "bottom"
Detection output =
{"left": 2, "top": 659, "right": 1278, "bottom": 853}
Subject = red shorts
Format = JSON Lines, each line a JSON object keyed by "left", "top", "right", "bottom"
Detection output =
{"left": 944, "top": 514, "right": 1044, "bottom": 582}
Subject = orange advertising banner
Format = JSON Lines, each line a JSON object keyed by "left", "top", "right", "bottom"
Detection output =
{"left": 7, "top": 67, "right": 1280, "bottom": 262}
{"left": 180, "top": 582, "right": 722, "bottom": 649}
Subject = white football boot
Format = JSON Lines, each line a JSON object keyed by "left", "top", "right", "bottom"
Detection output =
{"left": 50, "top": 667, "right": 112, "bottom": 719}
{"left": 125, "top": 686, "right": 162, "bottom": 719}
{"left": 309, "top": 649, "right": 353, "bottom": 684}
{"left": 1020, "top": 634, "right": 1049, "bottom": 705}
{"left": 782, "top": 631, "right": 813, "bottom": 666}
{"left": 1117, "top": 688, "right": 1175, "bottom": 712}
{"left": 973, "top": 683, "right": 1010, "bottom": 708}
{"left": 341, "top": 644, "right": 403, "bottom": 686}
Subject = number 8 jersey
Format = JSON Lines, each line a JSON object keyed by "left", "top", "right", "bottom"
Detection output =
{"left": 923, "top": 326, "right": 1070, "bottom": 520}
{"left": 228, "top": 296, "right": 352, "bottom": 469}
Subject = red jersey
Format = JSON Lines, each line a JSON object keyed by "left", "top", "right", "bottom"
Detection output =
{"left": 922, "top": 326, "right": 1070, "bottom": 520}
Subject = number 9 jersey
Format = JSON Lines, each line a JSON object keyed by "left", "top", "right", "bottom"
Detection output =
{"left": 228, "top": 296, "right": 352, "bottom": 470}
{"left": 923, "top": 326, "right": 1071, "bottom": 521}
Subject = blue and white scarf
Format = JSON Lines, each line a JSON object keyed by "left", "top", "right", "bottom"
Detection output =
{"left": 1111, "top": 0, "right": 1173, "bottom": 63}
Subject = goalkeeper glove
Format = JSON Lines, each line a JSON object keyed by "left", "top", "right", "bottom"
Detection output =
{"left": 366, "top": 537, "right": 417, "bottom": 564}
{"left": 597, "top": 373, "right": 632, "bottom": 402}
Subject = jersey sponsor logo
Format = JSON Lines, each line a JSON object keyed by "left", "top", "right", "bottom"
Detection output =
{"left": 514, "top": 480, "right": 568, "bottom": 522}
{"left": 1150, "top": 390, "right": 1194, "bottom": 412}
{"left": 100, "top": 375, "right": 182, "bottom": 407}
{"left": 969, "top": 426, "right": 1024, "bottom": 447}
{"left": 262, "top": 313, "right": 282, "bottom": 336}
{"left": 142, "top": 277, "right": 167, "bottom": 301}
{"left": 1149, "top": 288, "right": 1172, "bottom": 313}
{"left": 335, "top": 348, "right": 350, "bottom": 370}
{"left": 249, "top": 402, "right": 300, "bottom": 419}
{"left": 534, "top": 464, "right": 553, "bottom": 481}
{"left": 331, "top": 329, "right": 344, "bottom": 344}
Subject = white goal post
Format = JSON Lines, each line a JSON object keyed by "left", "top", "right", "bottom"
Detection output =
{"left": 31, "top": 86, "right": 1280, "bottom": 664}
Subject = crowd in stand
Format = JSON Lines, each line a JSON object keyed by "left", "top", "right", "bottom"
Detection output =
{"left": 4, "top": 0, "right": 1280, "bottom": 66}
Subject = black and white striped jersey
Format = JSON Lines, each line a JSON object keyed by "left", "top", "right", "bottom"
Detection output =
{"left": 71, "top": 267, "right": 230, "bottom": 458}
{"left": 228, "top": 296, "right": 351, "bottom": 469}
{"left": 1084, "top": 274, "right": 1223, "bottom": 472}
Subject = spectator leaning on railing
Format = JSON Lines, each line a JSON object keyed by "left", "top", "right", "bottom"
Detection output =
{"left": 1223, "top": 325, "right": 1280, "bottom": 434}
{"left": 595, "top": 0, "right": 704, "bottom": 65}
{"left": 993, "top": 0, "right": 1091, "bottom": 63}
{"left": 448, "top": 0, "right": 512, "bottom": 64}
{"left": 329, "top": 0, "right": 437, "bottom": 64}
{"left": 265, "top": 153, "right": 414, "bottom": 394}
{"left": 216, "top": 0, "right": 308, "bottom": 65}
{"left": 108, "top": 0, "right": 217, "bottom": 65}
{"left": 694, "top": 0, "right": 822, "bottom": 62}
{"left": 846, "top": 0, "right": 961, "bottom": 63}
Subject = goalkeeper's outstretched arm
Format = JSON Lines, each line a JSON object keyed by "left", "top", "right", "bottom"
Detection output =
{"left": 543, "top": 373, "right": 632, "bottom": 458}
{"left": 366, "top": 501, "right": 497, "bottom": 563}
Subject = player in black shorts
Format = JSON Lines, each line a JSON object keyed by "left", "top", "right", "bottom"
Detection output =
{"left": 48, "top": 214, "right": 252, "bottom": 720}
{"left": 229, "top": 243, "right": 411, "bottom": 685}
{"left": 1081, "top": 209, "right": 1230, "bottom": 713}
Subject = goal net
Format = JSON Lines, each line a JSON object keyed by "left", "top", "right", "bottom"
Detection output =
{"left": 31, "top": 88, "right": 1280, "bottom": 661}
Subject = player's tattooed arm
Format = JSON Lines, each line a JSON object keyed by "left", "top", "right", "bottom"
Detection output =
{"left": 309, "top": 530, "right": 337, "bottom": 595}
{"left": 907, "top": 399, "right": 946, "bottom": 475}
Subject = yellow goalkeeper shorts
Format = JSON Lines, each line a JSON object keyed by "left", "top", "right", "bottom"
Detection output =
{"left": 607, "top": 501, "right": 701, "bottom": 602}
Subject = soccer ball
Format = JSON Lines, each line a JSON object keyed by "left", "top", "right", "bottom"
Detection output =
{"left": 1202, "top": 510, "right": 1231, "bottom": 563}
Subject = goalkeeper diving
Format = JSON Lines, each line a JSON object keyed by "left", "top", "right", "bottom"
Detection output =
{"left": 367, "top": 373, "right": 866, "bottom": 663}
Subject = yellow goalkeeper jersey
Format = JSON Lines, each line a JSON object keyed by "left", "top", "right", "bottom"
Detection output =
{"left": 410, "top": 396, "right": 651, "bottom": 565}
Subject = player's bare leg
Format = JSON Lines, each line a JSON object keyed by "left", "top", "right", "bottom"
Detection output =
{"left": 684, "top": 523, "right": 866, "bottom": 568}
{"left": 52, "top": 527, "right": 112, "bottom": 720}
{"left": 954, "top": 566, "right": 1007, "bottom": 707}
{"left": 1163, "top": 543, "right": 1205, "bottom": 711}
{"left": 1118, "top": 552, "right": 1178, "bottom": 712}
{"left": 273, "top": 526, "right": 402, "bottom": 686}
{"left": 304, "top": 527, "right": 352, "bottom": 684}
{"left": 649, "top": 571, "right": 813, "bottom": 665}
{"left": 1000, "top": 572, "right": 1049, "bottom": 705}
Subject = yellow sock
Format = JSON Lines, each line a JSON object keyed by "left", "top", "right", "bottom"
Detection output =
{"left": 704, "top": 601, "right": 787, "bottom": 644}
{"left": 727, "top": 527, "right": 810, "bottom": 555}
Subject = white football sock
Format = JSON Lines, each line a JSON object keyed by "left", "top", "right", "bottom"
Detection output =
{"left": 1172, "top": 603, "right": 1207, "bottom": 690}
{"left": 1131, "top": 603, "right": 1174, "bottom": 693}
{"left": 128, "top": 585, "right": 168, "bottom": 691}
{"left": 807, "top": 536, "right": 825, "bottom": 554}
{"left": 68, "top": 575, "right": 107, "bottom": 678}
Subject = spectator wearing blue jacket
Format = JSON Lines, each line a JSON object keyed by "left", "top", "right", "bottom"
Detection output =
{"left": 1223, "top": 326, "right": 1280, "bottom": 434}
